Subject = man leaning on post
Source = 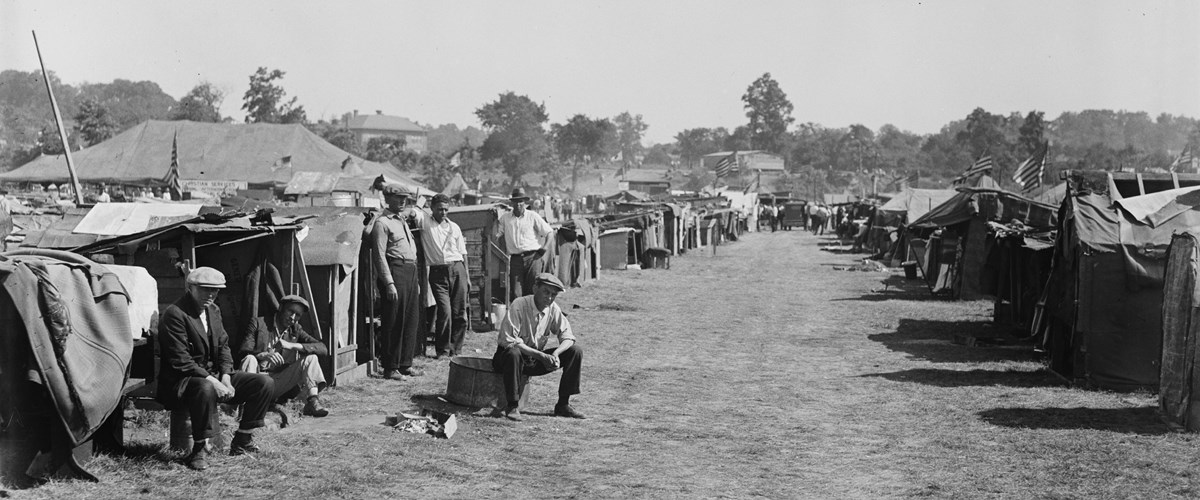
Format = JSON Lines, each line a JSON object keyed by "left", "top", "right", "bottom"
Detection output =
{"left": 492, "top": 273, "right": 585, "bottom": 422}
{"left": 494, "top": 187, "right": 552, "bottom": 298}
{"left": 156, "top": 267, "right": 274, "bottom": 471}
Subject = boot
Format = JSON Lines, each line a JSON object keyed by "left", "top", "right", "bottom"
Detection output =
{"left": 185, "top": 440, "right": 209, "bottom": 471}
{"left": 303, "top": 396, "right": 329, "bottom": 417}
{"left": 229, "top": 431, "right": 259, "bottom": 456}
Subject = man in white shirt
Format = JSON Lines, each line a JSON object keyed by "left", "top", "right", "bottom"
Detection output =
{"left": 492, "top": 273, "right": 584, "bottom": 421}
{"left": 495, "top": 188, "right": 553, "bottom": 299}
{"left": 409, "top": 193, "right": 470, "bottom": 358}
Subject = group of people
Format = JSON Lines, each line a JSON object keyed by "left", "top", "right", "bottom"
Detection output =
{"left": 158, "top": 185, "right": 587, "bottom": 472}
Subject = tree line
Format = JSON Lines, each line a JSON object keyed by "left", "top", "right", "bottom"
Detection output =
{"left": 3, "top": 68, "right": 1197, "bottom": 196}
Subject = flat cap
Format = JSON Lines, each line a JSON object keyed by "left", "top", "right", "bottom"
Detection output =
{"left": 535, "top": 272, "right": 565, "bottom": 292}
{"left": 186, "top": 267, "right": 226, "bottom": 288}
{"left": 382, "top": 183, "right": 412, "bottom": 198}
{"left": 280, "top": 294, "right": 310, "bottom": 311}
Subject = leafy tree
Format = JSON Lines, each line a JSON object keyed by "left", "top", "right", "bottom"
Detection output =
{"left": 742, "top": 72, "right": 794, "bottom": 153}
{"left": 838, "top": 124, "right": 878, "bottom": 172}
{"left": 612, "top": 112, "right": 648, "bottom": 164}
{"left": 242, "top": 67, "right": 307, "bottom": 124}
{"left": 643, "top": 143, "right": 676, "bottom": 167}
{"left": 675, "top": 127, "right": 727, "bottom": 168}
{"left": 475, "top": 92, "right": 550, "bottom": 185}
{"left": 78, "top": 79, "right": 176, "bottom": 130}
{"left": 364, "top": 136, "right": 407, "bottom": 163}
{"left": 724, "top": 125, "right": 754, "bottom": 152}
{"left": 0, "top": 70, "right": 80, "bottom": 149}
{"left": 171, "top": 82, "right": 224, "bottom": 122}
{"left": 875, "top": 124, "right": 923, "bottom": 173}
{"left": 551, "top": 114, "right": 618, "bottom": 193}
{"left": 1018, "top": 111, "right": 1046, "bottom": 156}
{"left": 426, "top": 123, "right": 487, "bottom": 156}
{"left": 73, "top": 98, "right": 118, "bottom": 146}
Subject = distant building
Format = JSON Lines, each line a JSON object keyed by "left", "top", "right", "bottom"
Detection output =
{"left": 619, "top": 169, "right": 672, "bottom": 195}
{"left": 344, "top": 110, "right": 428, "bottom": 153}
{"left": 701, "top": 150, "right": 785, "bottom": 172}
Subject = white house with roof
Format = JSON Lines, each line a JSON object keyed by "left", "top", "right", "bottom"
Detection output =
{"left": 344, "top": 110, "right": 429, "bottom": 153}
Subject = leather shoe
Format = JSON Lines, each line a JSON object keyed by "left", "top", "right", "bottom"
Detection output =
{"left": 229, "top": 432, "right": 259, "bottom": 456}
{"left": 185, "top": 442, "right": 209, "bottom": 471}
{"left": 382, "top": 370, "right": 409, "bottom": 381}
{"left": 554, "top": 404, "right": 586, "bottom": 419}
{"left": 398, "top": 367, "right": 425, "bottom": 377}
{"left": 504, "top": 407, "right": 523, "bottom": 422}
{"left": 303, "top": 397, "right": 329, "bottom": 418}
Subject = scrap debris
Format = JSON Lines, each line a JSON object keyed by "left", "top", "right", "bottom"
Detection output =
{"left": 385, "top": 410, "right": 458, "bottom": 439}
{"left": 832, "top": 259, "right": 890, "bottom": 272}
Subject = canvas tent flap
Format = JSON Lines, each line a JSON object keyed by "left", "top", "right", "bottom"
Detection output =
{"left": 877, "top": 188, "right": 957, "bottom": 225}
{"left": 272, "top": 207, "right": 369, "bottom": 268}
{"left": 1114, "top": 184, "right": 1200, "bottom": 228}
{"left": 73, "top": 203, "right": 204, "bottom": 236}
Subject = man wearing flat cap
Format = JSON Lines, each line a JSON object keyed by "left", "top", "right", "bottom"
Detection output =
{"left": 493, "top": 273, "right": 585, "bottom": 421}
{"left": 495, "top": 187, "right": 553, "bottom": 299}
{"left": 238, "top": 294, "right": 329, "bottom": 418}
{"left": 370, "top": 183, "right": 425, "bottom": 380}
{"left": 157, "top": 267, "right": 275, "bottom": 471}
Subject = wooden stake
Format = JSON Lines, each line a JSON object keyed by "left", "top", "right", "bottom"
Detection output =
{"left": 32, "top": 31, "right": 83, "bottom": 205}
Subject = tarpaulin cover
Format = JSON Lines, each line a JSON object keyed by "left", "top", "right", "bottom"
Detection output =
{"left": 1160, "top": 231, "right": 1200, "bottom": 431}
{"left": 0, "top": 120, "right": 410, "bottom": 186}
{"left": 272, "top": 207, "right": 369, "bottom": 268}
{"left": 0, "top": 250, "right": 132, "bottom": 446}
{"left": 876, "top": 188, "right": 957, "bottom": 225}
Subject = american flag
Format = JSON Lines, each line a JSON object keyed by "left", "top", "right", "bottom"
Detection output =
{"left": 714, "top": 151, "right": 738, "bottom": 178}
{"left": 163, "top": 131, "right": 183, "bottom": 197}
{"left": 1170, "top": 146, "right": 1195, "bottom": 173}
{"left": 956, "top": 154, "right": 994, "bottom": 182}
{"left": 1012, "top": 143, "right": 1049, "bottom": 193}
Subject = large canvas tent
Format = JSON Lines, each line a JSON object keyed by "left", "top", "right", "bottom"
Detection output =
{"left": 866, "top": 187, "right": 957, "bottom": 255}
{"left": 0, "top": 120, "right": 413, "bottom": 191}
{"left": 1041, "top": 171, "right": 1200, "bottom": 391}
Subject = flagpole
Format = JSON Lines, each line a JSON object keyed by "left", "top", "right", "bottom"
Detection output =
{"left": 33, "top": 31, "right": 84, "bottom": 205}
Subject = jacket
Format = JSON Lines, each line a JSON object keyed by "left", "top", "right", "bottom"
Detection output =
{"left": 155, "top": 294, "right": 233, "bottom": 409}
{"left": 238, "top": 316, "right": 328, "bottom": 368}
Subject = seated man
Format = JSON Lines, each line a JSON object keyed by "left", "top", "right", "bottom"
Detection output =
{"left": 156, "top": 267, "right": 274, "bottom": 471}
{"left": 238, "top": 295, "right": 329, "bottom": 418}
{"left": 492, "top": 273, "right": 585, "bottom": 421}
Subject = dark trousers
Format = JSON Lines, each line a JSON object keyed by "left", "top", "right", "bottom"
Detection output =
{"left": 382, "top": 261, "right": 420, "bottom": 370}
{"left": 177, "top": 372, "right": 273, "bottom": 441}
{"left": 509, "top": 250, "right": 544, "bottom": 299}
{"left": 492, "top": 344, "right": 582, "bottom": 408}
{"left": 429, "top": 261, "right": 469, "bottom": 355}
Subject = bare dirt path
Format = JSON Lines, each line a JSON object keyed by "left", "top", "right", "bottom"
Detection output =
{"left": 16, "top": 228, "right": 1199, "bottom": 499}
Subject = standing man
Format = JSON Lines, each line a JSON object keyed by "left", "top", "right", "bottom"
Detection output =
{"left": 409, "top": 193, "right": 470, "bottom": 358}
{"left": 238, "top": 295, "right": 330, "bottom": 418}
{"left": 370, "top": 184, "right": 424, "bottom": 380}
{"left": 492, "top": 273, "right": 585, "bottom": 421}
{"left": 495, "top": 187, "right": 553, "bottom": 299}
{"left": 156, "top": 267, "right": 275, "bottom": 471}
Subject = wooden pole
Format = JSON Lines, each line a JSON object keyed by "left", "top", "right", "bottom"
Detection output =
{"left": 32, "top": 31, "right": 84, "bottom": 205}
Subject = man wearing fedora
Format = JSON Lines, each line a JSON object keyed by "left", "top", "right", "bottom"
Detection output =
{"left": 495, "top": 187, "right": 553, "bottom": 299}
{"left": 238, "top": 294, "right": 330, "bottom": 418}
{"left": 370, "top": 183, "right": 425, "bottom": 380}
{"left": 156, "top": 267, "right": 275, "bottom": 471}
{"left": 493, "top": 273, "right": 585, "bottom": 421}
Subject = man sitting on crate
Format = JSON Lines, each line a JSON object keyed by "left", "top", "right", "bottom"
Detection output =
{"left": 492, "top": 273, "right": 585, "bottom": 421}
{"left": 238, "top": 294, "right": 330, "bottom": 418}
{"left": 156, "top": 267, "right": 275, "bottom": 471}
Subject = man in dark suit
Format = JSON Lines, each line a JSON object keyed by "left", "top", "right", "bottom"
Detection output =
{"left": 156, "top": 267, "right": 274, "bottom": 471}
{"left": 238, "top": 294, "right": 329, "bottom": 417}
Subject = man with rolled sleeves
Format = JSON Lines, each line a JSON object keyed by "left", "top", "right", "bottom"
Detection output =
{"left": 495, "top": 187, "right": 553, "bottom": 299}
{"left": 370, "top": 184, "right": 424, "bottom": 380}
{"left": 408, "top": 193, "right": 470, "bottom": 358}
{"left": 492, "top": 273, "right": 585, "bottom": 421}
{"left": 156, "top": 267, "right": 274, "bottom": 471}
{"left": 238, "top": 294, "right": 329, "bottom": 418}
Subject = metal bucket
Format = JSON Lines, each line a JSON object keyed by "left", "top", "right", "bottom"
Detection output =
{"left": 446, "top": 356, "right": 528, "bottom": 408}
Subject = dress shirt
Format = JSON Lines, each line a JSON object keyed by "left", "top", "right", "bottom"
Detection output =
{"left": 496, "top": 294, "right": 575, "bottom": 350}
{"left": 370, "top": 210, "right": 419, "bottom": 287}
{"left": 496, "top": 209, "right": 552, "bottom": 254}
{"left": 411, "top": 209, "right": 467, "bottom": 265}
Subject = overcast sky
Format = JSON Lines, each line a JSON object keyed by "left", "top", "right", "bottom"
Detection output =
{"left": 3, "top": 0, "right": 1197, "bottom": 144}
